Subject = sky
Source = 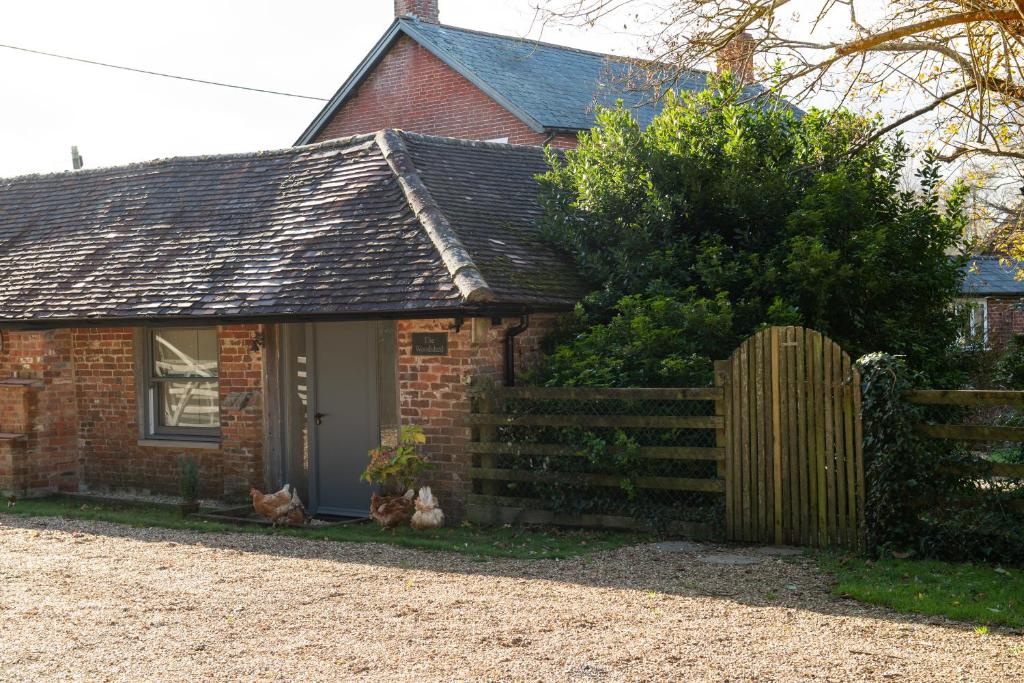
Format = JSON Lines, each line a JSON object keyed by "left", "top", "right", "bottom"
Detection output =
{"left": 0, "top": 0, "right": 658, "bottom": 178}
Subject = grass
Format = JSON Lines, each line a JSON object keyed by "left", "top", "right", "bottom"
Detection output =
{"left": 0, "top": 496, "right": 647, "bottom": 560}
{"left": 988, "top": 445, "right": 1024, "bottom": 466}
{"left": 820, "top": 553, "right": 1024, "bottom": 629}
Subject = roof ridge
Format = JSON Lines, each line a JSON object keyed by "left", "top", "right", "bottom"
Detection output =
{"left": 0, "top": 133, "right": 378, "bottom": 185}
{"left": 397, "top": 129, "right": 560, "bottom": 153}
{"left": 404, "top": 17, "right": 680, "bottom": 68}
{"left": 374, "top": 129, "right": 495, "bottom": 304}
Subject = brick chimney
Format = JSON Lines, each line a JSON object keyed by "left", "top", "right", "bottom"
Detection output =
{"left": 716, "top": 32, "right": 756, "bottom": 84}
{"left": 395, "top": 0, "right": 439, "bottom": 23}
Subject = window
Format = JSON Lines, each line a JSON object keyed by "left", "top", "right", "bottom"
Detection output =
{"left": 956, "top": 298, "right": 989, "bottom": 348}
{"left": 144, "top": 328, "right": 219, "bottom": 439}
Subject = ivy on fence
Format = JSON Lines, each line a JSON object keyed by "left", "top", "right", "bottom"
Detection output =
{"left": 858, "top": 352, "right": 1024, "bottom": 564}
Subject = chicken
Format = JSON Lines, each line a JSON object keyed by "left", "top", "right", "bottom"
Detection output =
{"left": 370, "top": 489, "right": 415, "bottom": 529}
{"left": 410, "top": 487, "right": 444, "bottom": 531}
{"left": 250, "top": 485, "right": 310, "bottom": 526}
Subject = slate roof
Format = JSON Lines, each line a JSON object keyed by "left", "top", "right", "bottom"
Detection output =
{"left": 962, "top": 255, "right": 1024, "bottom": 296}
{"left": 0, "top": 131, "right": 586, "bottom": 325}
{"left": 297, "top": 18, "right": 772, "bottom": 145}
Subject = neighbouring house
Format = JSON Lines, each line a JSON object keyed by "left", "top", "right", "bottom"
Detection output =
{"left": 297, "top": 0, "right": 761, "bottom": 148}
{"left": 959, "top": 255, "right": 1024, "bottom": 350}
{"left": 0, "top": 131, "right": 585, "bottom": 516}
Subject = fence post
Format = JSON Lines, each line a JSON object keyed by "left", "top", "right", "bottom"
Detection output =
{"left": 475, "top": 379, "right": 500, "bottom": 497}
{"left": 713, "top": 361, "right": 729, "bottom": 482}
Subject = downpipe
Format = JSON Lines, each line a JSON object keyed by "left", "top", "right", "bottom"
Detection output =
{"left": 504, "top": 314, "right": 530, "bottom": 387}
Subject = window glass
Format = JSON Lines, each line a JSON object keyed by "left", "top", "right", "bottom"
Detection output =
{"left": 153, "top": 329, "right": 218, "bottom": 378}
{"left": 158, "top": 381, "right": 220, "bottom": 429}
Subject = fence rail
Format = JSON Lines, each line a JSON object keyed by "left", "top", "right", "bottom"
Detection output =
{"left": 904, "top": 389, "right": 1024, "bottom": 480}
{"left": 466, "top": 382, "right": 726, "bottom": 535}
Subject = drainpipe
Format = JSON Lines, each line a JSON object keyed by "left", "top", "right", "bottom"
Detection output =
{"left": 504, "top": 315, "right": 530, "bottom": 387}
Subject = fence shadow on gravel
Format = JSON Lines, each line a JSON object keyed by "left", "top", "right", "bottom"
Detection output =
{"left": 0, "top": 514, "right": 990, "bottom": 634}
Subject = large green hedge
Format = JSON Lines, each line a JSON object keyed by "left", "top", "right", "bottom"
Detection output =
{"left": 533, "top": 78, "right": 969, "bottom": 387}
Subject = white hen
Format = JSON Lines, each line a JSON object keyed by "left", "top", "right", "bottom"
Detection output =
{"left": 410, "top": 486, "right": 445, "bottom": 530}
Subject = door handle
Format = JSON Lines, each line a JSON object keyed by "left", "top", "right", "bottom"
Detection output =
{"left": 315, "top": 412, "right": 328, "bottom": 426}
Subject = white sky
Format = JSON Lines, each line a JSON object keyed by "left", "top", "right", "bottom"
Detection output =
{"left": 0, "top": 0, "right": 659, "bottom": 177}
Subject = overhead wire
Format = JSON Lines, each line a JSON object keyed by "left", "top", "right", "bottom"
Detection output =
{"left": 0, "top": 42, "right": 329, "bottom": 101}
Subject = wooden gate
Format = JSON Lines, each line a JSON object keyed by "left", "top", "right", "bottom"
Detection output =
{"left": 723, "top": 326, "right": 864, "bottom": 549}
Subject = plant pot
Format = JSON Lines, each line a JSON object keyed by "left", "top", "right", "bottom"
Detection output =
{"left": 179, "top": 501, "right": 201, "bottom": 517}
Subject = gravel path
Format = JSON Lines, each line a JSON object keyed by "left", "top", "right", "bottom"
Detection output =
{"left": 0, "top": 516, "right": 1019, "bottom": 682}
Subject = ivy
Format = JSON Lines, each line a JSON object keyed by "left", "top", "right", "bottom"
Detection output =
{"left": 858, "top": 352, "right": 1024, "bottom": 564}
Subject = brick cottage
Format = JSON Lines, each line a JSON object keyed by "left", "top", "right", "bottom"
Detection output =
{"left": 958, "top": 255, "right": 1024, "bottom": 351}
{"left": 0, "top": 131, "right": 580, "bottom": 517}
{"left": 0, "top": 0, "right": 763, "bottom": 516}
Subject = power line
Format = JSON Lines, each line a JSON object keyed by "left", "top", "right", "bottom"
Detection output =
{"left": 0, "top": 42, "right": 329, "bottom": 102}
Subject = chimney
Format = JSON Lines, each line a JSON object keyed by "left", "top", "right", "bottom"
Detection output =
{"left": 395, "top": 0, "right": 439, "bottom": 23}
{"left": 716, "top": 32, "right": 756, "bottom": 84}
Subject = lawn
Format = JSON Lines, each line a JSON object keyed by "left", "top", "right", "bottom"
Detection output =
{"left": 0, "top": 495, "right": 646, "bottom": 560}
{"left": 821, "top": 554, "right": 1024, "bottom": 629}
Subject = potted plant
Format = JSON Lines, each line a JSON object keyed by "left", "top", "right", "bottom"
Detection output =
{"left": 178, "top": 455, "right": 201, "bottom": 516}
{"left": 362, "top": 425, "right": 429, "bottom": 528}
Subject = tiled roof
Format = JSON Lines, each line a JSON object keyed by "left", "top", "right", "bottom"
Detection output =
{"left": 297, "top": 18, "right": 774, "bottom": 144}
{"left": 0, "top": 131, "right": 586, "bottom": 324}
{"left": 405, "top": 20, "right": 697, "bottom": 131}
{"left": 962, "top": 255, "right": 1024, "bottom": 296}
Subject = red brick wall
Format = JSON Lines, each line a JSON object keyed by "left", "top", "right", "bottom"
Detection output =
{"left": 217, "top": 325, "right": 267, "bottom": 500}
{"left": 0, "top": 379, "right": 34, "bottom": 495}
{"left": 0, "top": 331, "right": 78, "bottom": 494}
{"left": 985, "top": 297, "right": 1024, "bottom": 350}
{"left": 396, "top": 315, "right": 559, "bottom": 516}
{"left": 71, "top": 324, "right": 266, "bottom": 500}
{"left": 313, "top": 35, "right": 578, "bottom": 149}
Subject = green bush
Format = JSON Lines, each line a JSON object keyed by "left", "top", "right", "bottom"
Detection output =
{"left": 994, "top": 333, "right": 1024, "bottom": 389}
{"left": 178, "top": 456, "right": 200, "bottom": 503}
{"left": 537, "top": 293, "right": 733, "bottom": 387}
{"left": 535, "top": 78, "right": 969, "bottom": 388}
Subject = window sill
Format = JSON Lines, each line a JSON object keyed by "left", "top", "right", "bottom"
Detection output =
{"left": 138, "top": 439, "right": 221, "bottom": 451}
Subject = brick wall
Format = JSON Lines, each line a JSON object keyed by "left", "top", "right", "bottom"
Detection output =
{"left": 313, "top": 35, "right": 578, "bottom": 149}
{"left": 72, "top": 324, "right": 266, "bottom": 500}
{"left": 0, "top": 379, "right": 34, "bottom": 495}
{"left": 986, "top": 297, "right": 1024, "bottom": 350}
{"left": 217, "top": 325, "right": 267, "bottom": 500}
{"left": 0, "top": 330, "right": 77, "bottom": 494}
{"left": 396, "top": 315, "right": 558, "bottom": 516}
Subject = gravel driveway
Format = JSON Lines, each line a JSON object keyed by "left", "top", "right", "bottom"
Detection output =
{"left": 0, "top": 516, "right": 1019, "bottom": 682}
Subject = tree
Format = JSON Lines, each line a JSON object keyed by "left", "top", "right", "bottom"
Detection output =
{"left": 537, "top": 1, "right": 1024, "bottom": 238}
{"left": 533, "top": 80, "right": 968, "bottom": 387}
{"left": 540, "top": 1, "right": 1022, "bottom": 160}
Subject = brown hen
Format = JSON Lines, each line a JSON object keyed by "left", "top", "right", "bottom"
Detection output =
{"left": 250, "top": 485, "right": 309, "bottom": 526}
{"left": 370, "top": 489, "right": 415, "bottom": 529}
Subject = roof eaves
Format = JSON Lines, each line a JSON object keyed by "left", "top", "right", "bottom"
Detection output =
{"left": 398, "top": 19, "right": 547, "bottom": 133}
{"left": 375, "top": 129, "right": 495, "bottom": 304}
{"left": 294, "top": 20, "right": 405, "bottom": 146}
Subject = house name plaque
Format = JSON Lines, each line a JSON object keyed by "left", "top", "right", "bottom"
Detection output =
{"left": 411, "top": 332, "right": 449, "bottom": 356}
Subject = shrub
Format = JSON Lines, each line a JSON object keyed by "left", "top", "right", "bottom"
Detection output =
{"left": 362, "top": 425, "right": 430, "bottom": 493}
{"left": 994, "top": 333, "right": 1024, "bottom": 389}
{"left": 536, "top": 78, "right": 969, "bottom": 388}
{"left": 178, "top": 456, "right": 200, "bottom": 503}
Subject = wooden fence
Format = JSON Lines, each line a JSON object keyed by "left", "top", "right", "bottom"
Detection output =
{"left": 465, "top": 385, "right": 727, "bottom": 536}
{"left": 904, "top": 389, "right": 1024, "bottom": 498}
{"left": 724, "top": 327, "right": 865, "bottom": 550}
